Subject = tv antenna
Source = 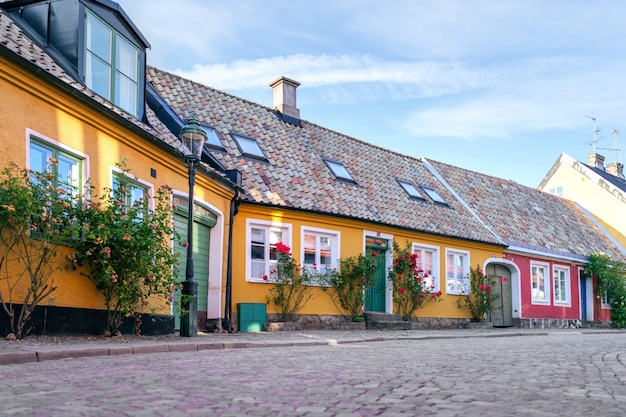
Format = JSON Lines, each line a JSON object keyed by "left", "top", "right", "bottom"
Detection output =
{"left": 585, "top": 115, "right": 600, "bottom": 154}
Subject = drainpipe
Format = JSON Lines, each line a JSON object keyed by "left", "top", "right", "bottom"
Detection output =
{"left": 222, "top": 170, "right": 242, "bottom": 332}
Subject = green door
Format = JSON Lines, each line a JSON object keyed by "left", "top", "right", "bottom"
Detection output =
{"left": 172, "top": 201, "right": 215, "bottom": 330}
{"left": 487, "top": 263, "right": 513, "bottom": 327}
{"left": 365, "top": 238, "right": 387, "bottom": 312}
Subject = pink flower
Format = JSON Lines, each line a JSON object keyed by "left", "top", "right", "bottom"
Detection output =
{"left": 479, "top": 284, "right": 485, "bottom": 291}
{"left": 431, "top": 294, "right": 436, "bottom": 299}
{"left": 437, "top": 290, "right": 443, "bottom": 296}
{"left": 399, "top": 287, "right": 405, "bottom": 294}
{"left": 182, "top": 242, "right": 189, "bottom": 248}
{"left": 420, "top": 293, "right": 425, "bottom": 298}
{"left": 486, "top": 285, "right": 491, "bottom": 292}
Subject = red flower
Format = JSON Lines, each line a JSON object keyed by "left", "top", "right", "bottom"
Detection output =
{"left": 262, "top": 275, "right": 268, "bottom": 281}
{"left": 486, "top": 285, "right": 491, "bottom": 292}
{"left": 420, "top": 293, "right": 425, "bottom": 298}
{"left": 437, "top": 290, "right": 443, "bottom": 296}
{"left": 399, "top": 287, "right": 405, "bottom": 294}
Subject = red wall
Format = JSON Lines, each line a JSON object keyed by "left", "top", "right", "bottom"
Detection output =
{"left": 503, "top": 253, "right": 580, "bottom": 320}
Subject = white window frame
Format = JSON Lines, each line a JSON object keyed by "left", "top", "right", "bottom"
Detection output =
{"left": 553, "top": 265, "right": 571, "bottom": 306}
{"left": 412, "top": 243, "right": 440, "bottom": 293}
{"left": 26, "top": 130, "right": 89, "bottom": 198}
{"left": 246, "top": 219, "right": 292, "bottom": 283}
{"left": 301, "top": 226, "right": 340, "bottom": 283}
{"left": 531, "top": 261, "right": 550, "bottom": 304}
{"left": 445, "top": 248, "right": 469, "bottom": 295}
{"left": 110, "top": 167, "right": 154, "bottom": 210}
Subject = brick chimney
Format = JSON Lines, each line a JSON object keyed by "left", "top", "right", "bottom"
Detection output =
{"left": 606, "top": 162, "right": 625, "bottom": 179}
{"left": 588, "top": 153, "right": 605, "bottom": 171}
{"left": 270, "top": 76, "right": 300, "bottom": 119}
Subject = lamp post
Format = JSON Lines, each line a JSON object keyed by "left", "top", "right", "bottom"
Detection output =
{"left": 179, "top": 116, "right": 207, "bottom": 337}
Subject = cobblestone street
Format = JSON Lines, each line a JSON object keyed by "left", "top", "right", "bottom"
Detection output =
{"left": 1, "top": 331, "right": 625, "bottom": 416}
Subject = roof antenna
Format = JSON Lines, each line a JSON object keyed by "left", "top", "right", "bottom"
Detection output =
{"left": 585, "top": 115, "right": 599, "bottom": 154}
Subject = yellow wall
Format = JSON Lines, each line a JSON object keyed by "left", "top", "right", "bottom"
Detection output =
{"left": 542, "top": 163, "right": 626, "bottom": 248}
{"left": 231, "top": 203, "right": 505, "bottom": 319}
{"left": 0, "top": 56, "right": 234, "bottom": 313}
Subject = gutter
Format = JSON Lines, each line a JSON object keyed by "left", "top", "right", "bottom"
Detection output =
{"left": 222, "top": 170, "right": 242, "bottom": 332}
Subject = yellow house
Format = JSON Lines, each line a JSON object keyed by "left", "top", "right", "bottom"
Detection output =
{"left": 0, "top": 1, "right": 236, "bottom": 335}
{"left": 149, "top": 70, "right": 508, "bottom": 330}
{"left": 539, "top": 152, "right": 626, "bottom": 249}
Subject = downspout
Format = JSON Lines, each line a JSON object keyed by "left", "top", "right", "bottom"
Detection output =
{"left": 222, "top": 170, "right": 242, "bottom": 332}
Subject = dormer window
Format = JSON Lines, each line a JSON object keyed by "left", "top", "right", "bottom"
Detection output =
{"left": 323, "top": 159, "right": 355, "bottom": 182}
{"left": 422, "top": 186, "right": 447, "bottom": 204}
{"left": 232, "top": 133, "right": 266, "bottom": 159}
{"left": 397, "top": 180, "right": 425, "bottom": 200}
{"left": 85, "top": 11, "right": 139, "bottom": 116}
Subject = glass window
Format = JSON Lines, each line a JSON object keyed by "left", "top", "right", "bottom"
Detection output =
{"left": 201, "top": 126, "right": 223, "bottom": 148}
{"left": 553, "top": 266, "right": 570, "bottom": 305}
{"left": 323, "top": 159, "right": 354, "bottom": 182}
{"left": 531, "top": 262, "right": 550, "bottom": 303}
{"left": 302, "top": 229, "right": 339, "bottom": 275}
{"left": 112, "top": 173, "right": 149, "bottom": 213}
{"left": 413, "top": 243, "right": 440, "bottom": 292}
{"left": 232, "top": 134, "right": 266, "bottom": 159}
{"left": 446, "top": 249, "right": 469, "bottom": 295}
{"left": 29, "top": 139, "right": 82, "bottom": 197}
{"left": 421, "top": 186, "right": 446, "bottom": 204}
{"left": 398, "top": 180, "right": 425, "bottom": 199}
{"left": 247, "top": 220, "right": 290, "bottom": 282}
{"left": 85, "top": 12, "right": 139, "bottom": 116}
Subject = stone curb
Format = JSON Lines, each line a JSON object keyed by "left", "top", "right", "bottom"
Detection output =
{"left": 0, "top": 331, "right": 542, "bottom": 366}
{"left": 2, "top": 329, "right": 619, "bottom": 366}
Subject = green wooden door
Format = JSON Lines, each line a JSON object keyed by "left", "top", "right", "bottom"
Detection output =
{"left": 487, "top": 263, "right": 513, "bottom": 327}
{"left": 172, "top": 207, "right": 213, "bottom": 330}
{"left": 365, "top": 239, "right": 387, "bottom": 312}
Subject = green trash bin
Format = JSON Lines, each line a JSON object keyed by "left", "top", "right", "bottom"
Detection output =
{"left": 237, "top": 303, "right": 266, "bottom": 332}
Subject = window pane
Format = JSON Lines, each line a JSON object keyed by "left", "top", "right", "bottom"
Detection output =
{"left": 234, "top": 135, "right": 265, "bottom": 158}
{"left": 202, "top": 127, "right": 222, "bottom": 147}
{"left": 86, "top": 14, "right": 111, "bottom": 61}
{"left": 115, "top": 72, "right": 137, "bottom": 115}
{"left": 319, "top": 236, "right": 332, "bottom": 267}
{"left": 116, "top": 37, "right": 138, "bottom": 80}
{"left": 86, "top": 53, "right": 111, "bottom": 99}
{"left": 57, "top": 153, "right": 80, "bottom": 194}
{"left": 30, "top": 142, "right": 52, "bottom": 173}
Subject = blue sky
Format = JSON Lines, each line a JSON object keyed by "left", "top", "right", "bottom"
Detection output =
{"left": 121, "top": 0, "right": 626, "bottom": 187}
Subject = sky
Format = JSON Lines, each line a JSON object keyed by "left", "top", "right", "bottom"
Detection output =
{"left": 121, "top": 0, "right": 626, "bottom": 188}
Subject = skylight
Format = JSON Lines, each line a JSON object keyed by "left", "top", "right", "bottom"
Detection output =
{"left": 201, "top": 126, "right": 222, "bottom": 148}
{"left": 397, "top": 180, "right": 425, "bottom": 199}
{"left": 232, "top": 133, "right": 266, "bottom": 159}
{"left": 323, "top": 159, "right": 355, "bottom": 182}
{"left": 421, "top": 186, "right": 447, "bottom": 204}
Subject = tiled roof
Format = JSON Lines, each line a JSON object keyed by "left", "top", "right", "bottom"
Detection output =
{"left": 148, "top": 67, "right": 504, "bottom": 246}
{"left": 426, "top": 159, "right": 625, "bottom": 261}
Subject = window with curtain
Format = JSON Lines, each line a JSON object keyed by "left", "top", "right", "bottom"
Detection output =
{"left": 85, "top": 12, "right": 139, "bottom": 116}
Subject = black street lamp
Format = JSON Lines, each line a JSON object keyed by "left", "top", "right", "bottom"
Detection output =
{"left": 179, "top": 116, "right": 207, "bottom": 337}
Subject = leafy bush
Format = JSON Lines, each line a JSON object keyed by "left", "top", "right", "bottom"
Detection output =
{"left": 457, "top": 265, "right": 500, "bottom": 321}
{"left": 389, "top": 242, "right": 442, "bottom": 321}
{"left": 589, "top": 252, "right": 626, "bottom": 328}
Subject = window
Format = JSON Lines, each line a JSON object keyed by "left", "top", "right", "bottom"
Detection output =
{"left": 85, "top": 12, "right": 139, "bottom": 116}
{"left": 602, "top": 290, "right": 612, "bottom": 308}
{"left": 531, "top": 262, "right": 550, "bottom": 304}
{"left": 549, "top": 186, "right": 563, "bottom": 197}
{"left": 422, "top": 186, "right": 446, "bottom": 204}
{"left": 29, "top": 138, "right": 82, "bottom": 197}
{"left": 553, "top": 266, "right": 570, "bottom": 305}
{"left": 446, "top": 249, "right": 469, "bottom": 294}
{"left": 201, "top": 126, "right": 223, "bottom": 148}
{"left": 301, "top": 227, "right": 340, "bottom": 280}
{"left": 398, "top": 180, "right": 425, "bottom": 199}
{"left": 246, "top": 220, "right": 291, "bottom": 282}
{"left": 323, "top": 159, "right": 355, "bottom": 182}
{"left": 112, "top": 172, "right": 150, "bottom": 212}
{"left": 413, "top": 243, "right": 440, "bottom": 292}
{"left": 232, "top": 134, "right": 266, "bottom": 159}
